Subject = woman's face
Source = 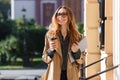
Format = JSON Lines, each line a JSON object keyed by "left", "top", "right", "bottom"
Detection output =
{"left": 56, "top": 8, "right": 68, "bottom": 26}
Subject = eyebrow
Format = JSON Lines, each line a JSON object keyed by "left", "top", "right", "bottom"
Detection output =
{"left": 57, "top": 12, "right": 67, "bottom": 13}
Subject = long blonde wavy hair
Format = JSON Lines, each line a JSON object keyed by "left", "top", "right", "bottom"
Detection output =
{"left": 48, "top": 6, "right": 82, "bottom": 48}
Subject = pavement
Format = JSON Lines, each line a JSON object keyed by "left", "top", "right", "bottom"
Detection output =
{"left": 0, "top": 69, "right": 46, "bottom": 80}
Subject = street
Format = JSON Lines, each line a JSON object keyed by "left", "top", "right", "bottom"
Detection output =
{"left": 0, "top": 69, "right": 46, "bottom": 80}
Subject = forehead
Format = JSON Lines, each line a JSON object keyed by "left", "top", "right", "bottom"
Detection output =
{"left": 57, "top": 8, "right": 67, "bottom": 13}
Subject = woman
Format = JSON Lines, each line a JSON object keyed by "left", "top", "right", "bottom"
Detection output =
{"left": 41, "top": 6, "right": 84, "bottom": 80}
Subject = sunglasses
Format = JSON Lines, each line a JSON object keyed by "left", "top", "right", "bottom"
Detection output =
{"left": 57, "top": 12, "right": 68, "bottom": 18}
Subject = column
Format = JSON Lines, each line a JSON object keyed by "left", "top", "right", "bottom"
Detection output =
{"left": 113, "top": 0, "right": 120, "bottom": 80}
{"left": 85, "top": 0, "right": 101, "bottom": 80}
{"left": 105, "top": 0, "right": 113, "bottom": 79}
{"left": 11, "top": 0, "right": 14, "bottom": 19}
{"left": 105, "top": 0, "right": 113, "bottom": 67}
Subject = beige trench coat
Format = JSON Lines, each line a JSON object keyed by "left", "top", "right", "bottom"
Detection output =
{"left": 40, "top": 32, "right": 85, "bottom": 80}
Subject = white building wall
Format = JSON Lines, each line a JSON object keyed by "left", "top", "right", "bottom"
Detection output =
{"left": 113, "top": 0, "right": 120, "bottom": 80}
{"left": 11, "top": 0, "right": 35, "bottom": 20}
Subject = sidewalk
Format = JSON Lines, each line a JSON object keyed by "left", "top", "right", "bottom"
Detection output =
{"left": 0, "top": 69, "right": 46, "bottom": 80}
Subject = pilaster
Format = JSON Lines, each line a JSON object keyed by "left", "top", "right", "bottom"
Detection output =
{"left": 113, "top": 0, "right": 120, "bottom": 80}
{"left": 85, "top": 0, "right": 101, "bottom": 80}
{"left": 105, "top": 0, "right": 113, "bottom": 80}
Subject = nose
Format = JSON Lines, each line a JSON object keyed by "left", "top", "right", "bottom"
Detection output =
{"left": 58, "top": 16, "right": 63, "bottom": 21}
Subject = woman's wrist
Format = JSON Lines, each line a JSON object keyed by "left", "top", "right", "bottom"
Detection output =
{"left": 71, "top": 49, "right": 81, "bottom": 59}
{"left": 47, "top": 49, "right": 56, "bottom": 58}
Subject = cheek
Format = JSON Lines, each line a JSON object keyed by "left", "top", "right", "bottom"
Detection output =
{"left": 57, "top": 17, "right": 68, "bottom": 25}
{"left": 58, "top": 19, "right": 67, "bottom": 24}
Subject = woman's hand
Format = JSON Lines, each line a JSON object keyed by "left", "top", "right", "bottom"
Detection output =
{"left": 49, "top": 38, "right": 58, "bottom": 51}
{"left": 71, "top": 42, "right": 79, "bottom": 53}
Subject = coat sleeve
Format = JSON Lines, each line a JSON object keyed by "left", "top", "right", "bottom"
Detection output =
{"left": 76, "top": 36, "right": 87, "bottom": 64}
{"left": 75, "top": 52, "right": 86, "bottom": 64}
{"left": 42, "top": 33, "right": 52, "bottom": 64}
{"left": 68, "top": 51, "right": 86, "bottom": 64}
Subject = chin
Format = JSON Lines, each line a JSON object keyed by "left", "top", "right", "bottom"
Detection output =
{"left": 59, "top": 23, "right": 66, "bottom": 25}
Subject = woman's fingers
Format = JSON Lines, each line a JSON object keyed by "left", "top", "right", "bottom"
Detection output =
{"left": 49, "top": 41, "right": 57, "bottom": 51}
{"left": 71, "top": 42, "right": 79, "bottom": 52}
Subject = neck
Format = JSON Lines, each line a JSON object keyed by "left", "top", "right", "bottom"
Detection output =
{"left": 61, "top": 26, "right": 68, "bottom": 39}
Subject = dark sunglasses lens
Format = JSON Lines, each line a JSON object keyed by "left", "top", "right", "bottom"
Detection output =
{"left": 57, "top": 13, "right": 67, "bottom": 17}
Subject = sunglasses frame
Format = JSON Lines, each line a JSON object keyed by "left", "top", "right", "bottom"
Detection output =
{"left": 56, "top": 12, "right": 68, "bottom": 18}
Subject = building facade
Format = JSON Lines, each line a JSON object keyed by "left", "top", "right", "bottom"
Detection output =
{"left": 64, "top": 0, "right": 84, "bottom": 22}
{"left": 11, "top": 0, "right": 83, "bottom": 27}
{"left": 11, "top": 0, "right": 63, "bottom": 27}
